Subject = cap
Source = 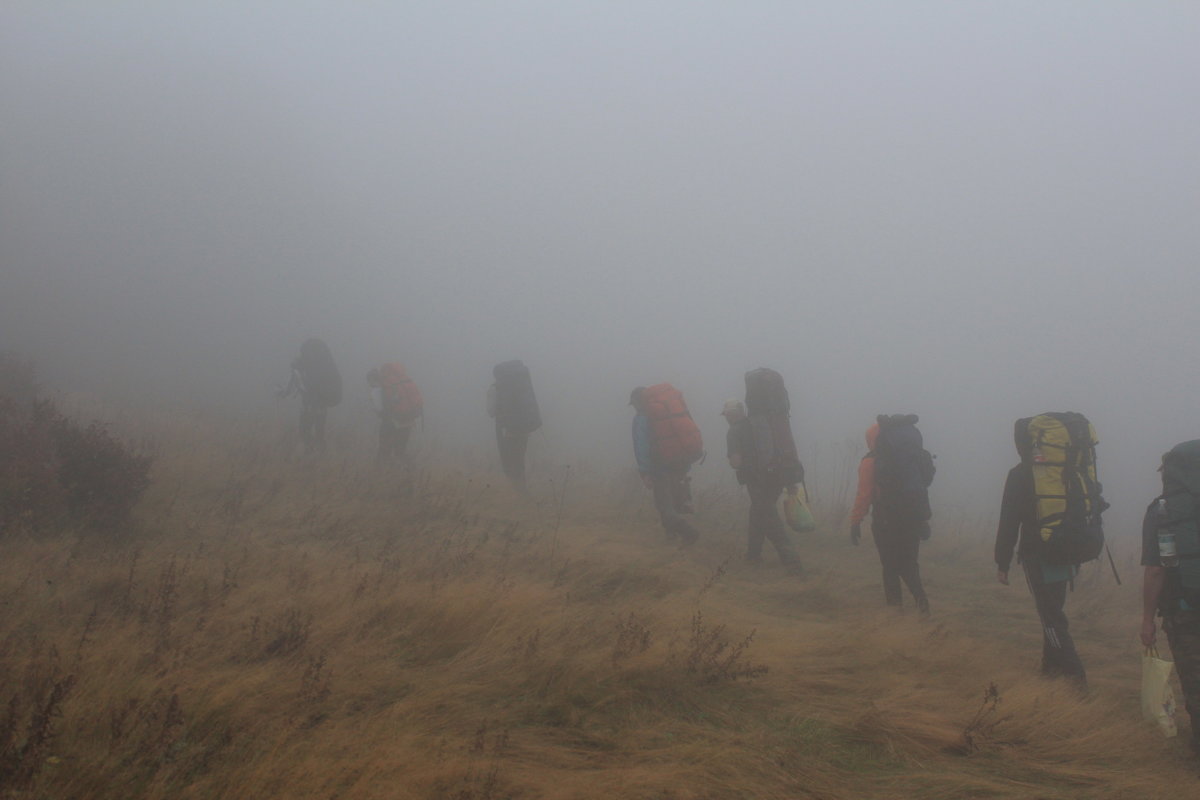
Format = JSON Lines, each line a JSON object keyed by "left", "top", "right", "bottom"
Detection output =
{"left": 721, "top": 399, "right": 745, "bottom": 416}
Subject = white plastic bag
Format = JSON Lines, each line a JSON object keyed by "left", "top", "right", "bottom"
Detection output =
{"left": 1141, "top": 647, "right": 1178, "bottom": 737}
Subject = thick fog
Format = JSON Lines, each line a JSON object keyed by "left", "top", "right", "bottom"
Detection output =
{"left": 2, "top": 3, "right": 1198, "bottom": 534}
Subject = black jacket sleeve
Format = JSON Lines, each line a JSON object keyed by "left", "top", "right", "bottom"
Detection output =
{"left": 995, "top": 465, "right": 1030, "bottom": 572}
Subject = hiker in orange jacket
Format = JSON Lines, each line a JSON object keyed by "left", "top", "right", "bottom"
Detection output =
{"left": 848, "top": 423, "right": 880, "bottom": 542}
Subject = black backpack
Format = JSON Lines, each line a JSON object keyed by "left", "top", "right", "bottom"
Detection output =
{"left": 874, "top": 414, "right": 934, "bottom": 523}
{"left": 743, "top": 368, "right": 803, "bottom": 484}
{"left": 295, "top": 338, "right": 342, "bottom": 408}
{"left": 493, "top": 360, "right": 542, "bottom": 434}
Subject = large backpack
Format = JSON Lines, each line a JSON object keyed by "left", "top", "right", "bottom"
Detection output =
{"left": 874, "top": 414, "right": 935, "bottom": 523}
{"left": 1157, "top": 439, "right": 1200, "bottom": 601}
{"left": 1016, "top": 412, "right": 1106, "bottom": 566}
{"left": 493, "top": 360, "right": 542, "bottom": 434}
{"left": 744, "top": 368, "right": 803, "bottom": 484}
{"left": 296, "top": 338, "right": 342, "bottom": 408}
{"left": 642, "top": 383, "right": 704, "bottom": 469}
{"left": 378, "top": 363, "right": 423, "bottom": 423}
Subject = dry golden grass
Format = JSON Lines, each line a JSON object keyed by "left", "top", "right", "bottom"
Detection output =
{"left": 0, "top": 413, "right": 1195, "bottom": 799}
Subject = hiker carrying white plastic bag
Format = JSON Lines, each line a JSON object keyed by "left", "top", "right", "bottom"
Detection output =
{"left": 1142, "top": 647, "right": 1178, "bottom": 737}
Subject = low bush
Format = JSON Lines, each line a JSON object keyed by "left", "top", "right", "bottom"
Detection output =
{"left": 0, "top": 356, "right": 151, "bottom": 533}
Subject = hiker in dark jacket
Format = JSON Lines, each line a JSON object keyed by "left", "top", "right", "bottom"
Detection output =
{"left": 850, "top": 420, "right": 930, "bottom": 613}
{"left": 722, "top": 399, "right": 800, "bottom": 568}
{"left": 1140, "top": 445, "right": 1200, "bottom": 758}
{"left": 279, "top": 338, "right": 342, "bottom": 455}
{"left": 995, "top": 421, "right": 1087, "bottom": 688}
{"left": 488, "top": 361, "right": 541, "bottom": 494}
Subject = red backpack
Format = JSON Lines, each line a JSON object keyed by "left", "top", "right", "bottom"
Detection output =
{"left": 379, "top": 363, "right": 423, "bottom": 422}
{"left": 642, "top": 383, "right": 704, "bottom": 468}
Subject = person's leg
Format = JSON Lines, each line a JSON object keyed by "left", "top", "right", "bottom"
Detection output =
{"left": 1163, "top": 608, "right": 1200, "bottom": 752}
{"left": 299, "top": 404, "right": 317, "bottom": 454}
{"left": 653, "top": 473, "right": 697, "bottom": 543}
{"left": 496, "top": 422, "right": 509, "bottom": 475}
{"left": 312, "top": 406, "right": 327, "bottom": 452}
{"left": 872, "top": 521, "right": 903, "bottom": 606}
{"left": 1023, "top": 562, "right": 1086, "bottom": 687}
{"left": 745, "top": 482, "right": 769, "bottom": 561}
{"left": 395, "top": 425, "right": 412, "bottom": 459}
{"left": 509, "top": 432, "right": 529, "bottom": 489}
{"left": 756, "top": 482, "right": 798, "bottom": 564}
{"left": 498, "top": 428, "right": 528, "bottom": 492}
{"left": 674, "top": 472, "right": 694, "bottom": 514}
{"left": 377, "top": 418, "right": 395, "bottom": 461}
{"left": 895, "top": 523, "right": 929, "bottom": 613}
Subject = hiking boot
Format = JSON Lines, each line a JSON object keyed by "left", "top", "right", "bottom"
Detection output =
{"left": 917, "top": 597, "right": 931, "bottom": 619}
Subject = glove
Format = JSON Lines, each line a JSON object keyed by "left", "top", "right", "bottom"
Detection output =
{"left": 850, "top": 523, "right": 861, "bottom": 546}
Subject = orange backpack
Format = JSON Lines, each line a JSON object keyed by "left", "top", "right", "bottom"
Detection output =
{"left": 379, "top": 363, "right": 423, "bottom": 422}
{"left": 642, "top": 383, "right": 704, "bottom": 468}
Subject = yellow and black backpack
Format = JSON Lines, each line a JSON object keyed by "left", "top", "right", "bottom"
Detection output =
{"left": 1016, "top": 412, "right": 1108, "bottom": 565}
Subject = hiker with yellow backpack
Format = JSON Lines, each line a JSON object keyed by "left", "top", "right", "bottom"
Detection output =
{"left": 1140, "top": 441, "right": 1200, "bottom": 758}
{"left": 995, "top": 413, "right": 1107, "bottom": 691}
{"left": 630, "top": 384, "right": 703, "bottom": 545}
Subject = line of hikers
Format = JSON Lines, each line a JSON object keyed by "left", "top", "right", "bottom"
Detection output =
{"left": 279, "top": 339, "right": 1200, "bottom": 758}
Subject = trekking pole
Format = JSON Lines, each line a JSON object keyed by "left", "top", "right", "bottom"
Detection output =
{"left": 1105, "top": 544, "right": 1122, "bottom": 585}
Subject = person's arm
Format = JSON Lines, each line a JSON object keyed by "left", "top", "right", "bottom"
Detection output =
{"left": 726, "top": 426, "right": 742, "bottom": 470}
{"left": 994, "top": 467, "right": 1024, "bottom": 583}
{"left": 633, "top": 416, "right": 654, "bottom": 479}
{"left": 1141, "top": 566, "right": 1166, "bottom": 647}
{"left": 278, "top": 368, "right": 300, "bottom": 399}
{"left": 849, "top": 457, "right": 875, "bottom": 526}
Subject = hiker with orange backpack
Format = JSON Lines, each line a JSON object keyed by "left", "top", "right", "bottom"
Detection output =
{"left": 367, "top": 363, "right": 423, "bottom": 462}
{"left": 630, "top": 385, "right": 702, "bottom": 545}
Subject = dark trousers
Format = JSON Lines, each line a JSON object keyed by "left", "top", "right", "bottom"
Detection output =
{"left": 496, "top": 425, "right": 529, "bottom": 490}
{"left": 1022, "top": 561, "right": 1086, "bottom": 687}
{"left": 299, "top": 403, "right": 327, "bottom": 454}
{"left": 1163, "top": 607, "right": 1200, "bottom": 743}
{"left": 378, "top": 419, "right": 412, "bottom": 462}
{"left": 871, "top": 518, "right": 927, "bottom": 608}
{"left": 651, "top": 471, "right": 697, "bottom": 543}
{"left": 746, "top": 480, "right": 798, "bottom": 564}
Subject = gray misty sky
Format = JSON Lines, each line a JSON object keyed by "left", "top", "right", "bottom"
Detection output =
{"left": 2, "top": 2, "right": 1198, "bottom": 531}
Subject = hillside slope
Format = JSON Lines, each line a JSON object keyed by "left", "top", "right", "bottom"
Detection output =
{"left": 0, "top": 418, "right": 1192, "bottom": 799}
